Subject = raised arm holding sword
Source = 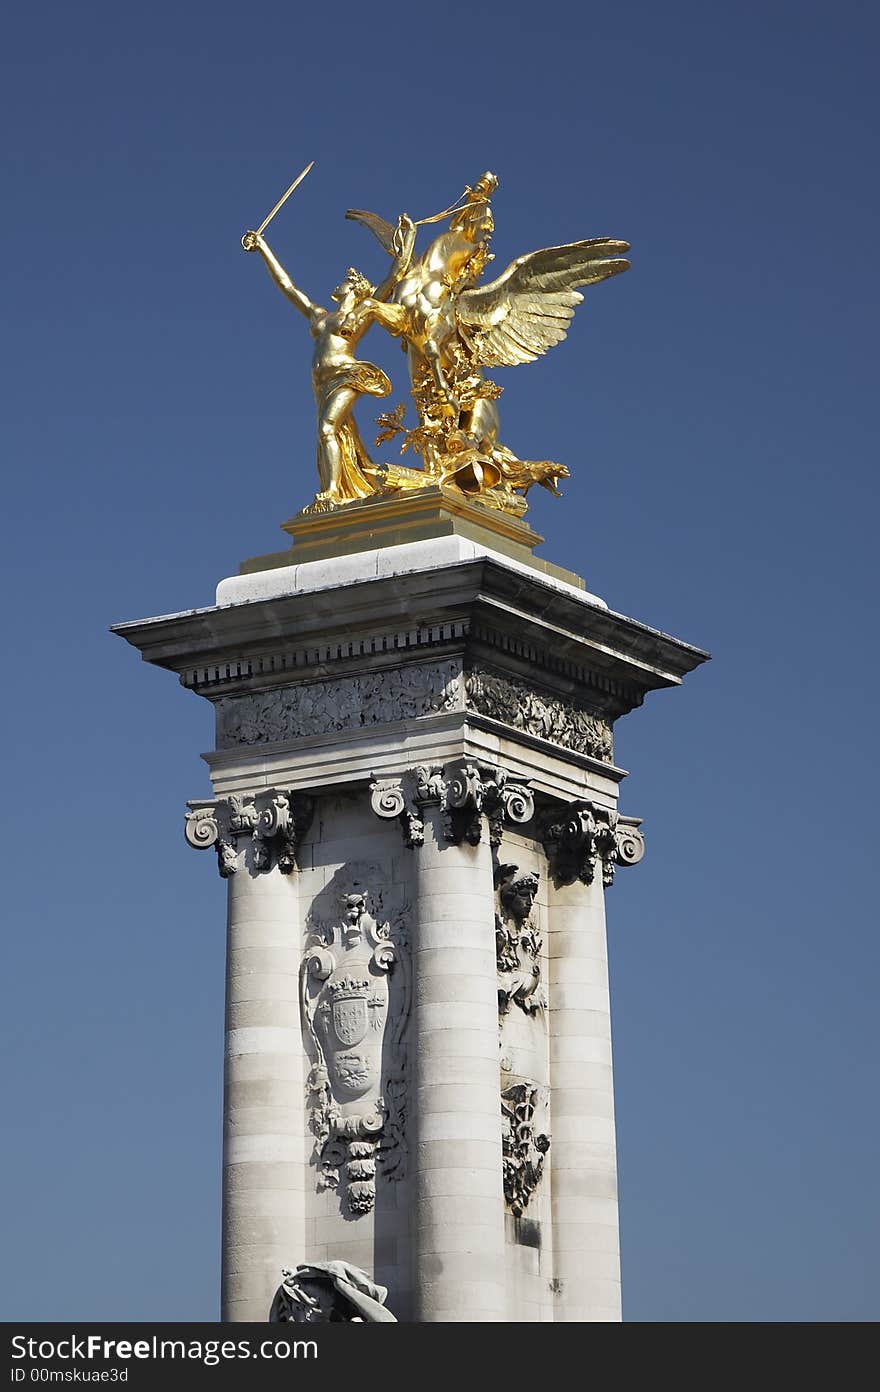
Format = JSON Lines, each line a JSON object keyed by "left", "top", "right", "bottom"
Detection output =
{"left": 242, "top": 162, "right": 416, "bottom": 511}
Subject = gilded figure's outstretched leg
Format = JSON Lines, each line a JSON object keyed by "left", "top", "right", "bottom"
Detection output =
{"left": 317, "top": 385, "right": 358, "bottom": 496}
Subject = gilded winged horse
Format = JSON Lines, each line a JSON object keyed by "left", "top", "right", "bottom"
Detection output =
{"left": 348, "top": 172, "right": 630, "bottom": 512}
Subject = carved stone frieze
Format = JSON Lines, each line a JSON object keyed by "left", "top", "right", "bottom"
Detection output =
{"left": 216, "top": 660, "right": 462, "bottom": 748}
{"left": 495, "top": 865, "right": 544, "bottom": 1016}
{"left": 541, "top": 802, "right": 644, "bottom": 887}
{"left": 501, "top": 1082, "right": 550, "bottom": 1217}
{"left": 371, "top": 760, "right": 534, "bottom": 848}
{"left": 184, "top": 789, "right": 314, "bottom": 878}
{"left": 301, "top": 891, "right": 410, "bottom": 1215}
{"left": 464, "top": 665, "right": 614, "bottom": 763}
{"left": 212, "top": 655, "right": 615, "bottom": 766}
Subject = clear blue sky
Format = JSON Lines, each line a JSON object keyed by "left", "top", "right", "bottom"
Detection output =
{"left": 2, "top": 0, "right": 877, "bottom": 1321}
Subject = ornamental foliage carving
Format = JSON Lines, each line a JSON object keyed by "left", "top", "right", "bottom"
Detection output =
{"left": 501, "top": 1082, "right": 550, "bottom": 1217}
{"left": 216, "top": 661, "right": 462, "bottom": 748}
{"left": 301, "top": 891, "right": 410, "bottom": 1216}
{"left": 541, "top": 802, "right": 645, "bottom": 887}
{"left": 371, "top": 760, "right": 534, "bottom": 848}
{"left": 184, "top": 790, "right": 314, "bottom": 878}
{"left": 464, "top": 666, "right": 614, "bottom": 762}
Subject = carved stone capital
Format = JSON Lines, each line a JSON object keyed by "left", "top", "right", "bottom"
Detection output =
{"left": 371, "top": 761, "right": 534, "bottom": 848}
{"left": 541, "top": 802, "right": 644, "bottom": 887}
{"left": 184, "top": 789, "right": 315, "bottom": 878}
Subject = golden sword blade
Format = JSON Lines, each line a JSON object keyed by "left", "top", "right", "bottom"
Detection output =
{"left": 256, "top": 160, "right": 315, "bottom": 236}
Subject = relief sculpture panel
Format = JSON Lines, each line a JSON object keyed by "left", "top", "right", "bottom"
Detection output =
{"left": 465, "top": 665, "right": 614, "bottom": 762}
{"left": 501, "top": 1082, "right": 551, "bottom": 1218}
{"left": 495, "top": 864, "right": 544, "bottom": 1016}
{"left": 217, "top": 661, "right": 462, "bottom": 747}
{"left": 495, "top": 862, "right": 550, "bottom": 1218}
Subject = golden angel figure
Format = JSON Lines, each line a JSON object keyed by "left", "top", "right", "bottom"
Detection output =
{"left": 349, "top": 174, "right": 630, "bottom": 511}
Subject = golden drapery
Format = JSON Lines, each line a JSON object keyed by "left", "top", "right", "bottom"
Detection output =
{"left": 315, "top": 360, "right": 391, "bottom": 502}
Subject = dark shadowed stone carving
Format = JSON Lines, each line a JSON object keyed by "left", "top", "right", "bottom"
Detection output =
{"left": 269, "top": 1261, "right": 397, "bottom": 1322}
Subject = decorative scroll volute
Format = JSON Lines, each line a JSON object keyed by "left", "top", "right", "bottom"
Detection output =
{"left": 184, "top": 805, "right": 220, "bottom": 850}
{"left": 615, "top": 817, "right": 646, "bottom": 869}
{"left": 369, "top": 777, "right": 424, "bottom": 849}
{"left": 184, "top": 802, "right": 239, "bottom": 878}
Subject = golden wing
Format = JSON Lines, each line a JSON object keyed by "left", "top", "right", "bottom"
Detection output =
{"left": 456, "top": 238, "right": 630, "bottom": 367}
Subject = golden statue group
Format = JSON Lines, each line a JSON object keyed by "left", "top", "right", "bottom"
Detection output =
{"left": 242, "top": 169, "right": 629, "bottom": 518}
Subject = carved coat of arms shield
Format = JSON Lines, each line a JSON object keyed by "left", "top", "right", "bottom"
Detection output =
{"left": 333, "top": 993, "right": 368, "bottom": 1047}
{"left": 314, "top": 966, "right": 386, "bottom": 1102}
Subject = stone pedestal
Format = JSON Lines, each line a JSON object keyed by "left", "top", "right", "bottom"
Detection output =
{"left": 115, "top": 495, "right": 707, "bottom": 1322}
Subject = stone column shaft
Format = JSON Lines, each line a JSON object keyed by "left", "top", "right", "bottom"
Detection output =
{"left": 222, "top": 844, "right": 306, "bottom": 1321}
{"left": 548, "top": 874, "right": 621, "bottom": 1321}
{"left": 410, "top": 805, "right": 507, "bottom": 1322}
